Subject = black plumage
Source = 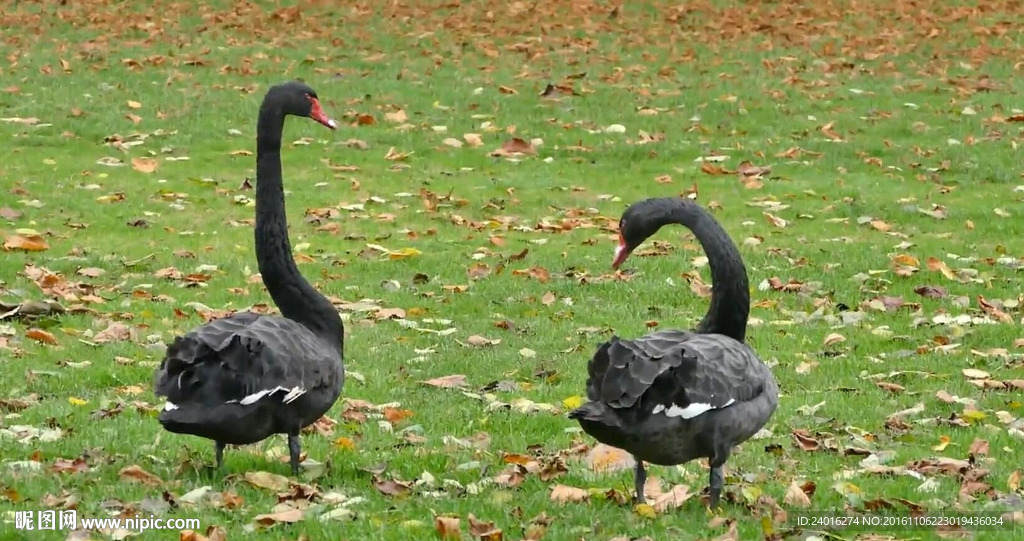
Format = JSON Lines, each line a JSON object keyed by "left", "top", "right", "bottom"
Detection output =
{"left": 153, "top": 81, "right": 344, "bottom": 475}
{"left": 570, "top": 197, "right": 778, "bottom": 511}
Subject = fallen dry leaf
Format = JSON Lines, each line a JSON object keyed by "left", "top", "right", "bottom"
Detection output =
{"left": 253, "top": 508, "right": 303, "bottom": 526}
{"left": 117, "top": 465, "right": 163, "bottom": 486}
{"left": 549, "top": 484, "right": 588, "bottom": 503}
{"left": 422, "top": 374, "right": 469, "bottom": 389}
{"left": 3, "top": 233, "right": 49, "bottom": 252}
{"left": 435, "top": 515, "right": 461, "bottom": 540}
{"left": 783, "top": 480, "right": 812, "bottom": 508}
{"left": 131, "top": 157, "right": 158, "bottom": 173}
{"left": 585, "top": 443, "right": 635, "bottom": 473}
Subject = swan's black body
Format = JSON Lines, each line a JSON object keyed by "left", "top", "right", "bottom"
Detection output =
{"left": 569, "top": 197, "right": 778, "bottom": 510}
{"left": 154, "top": 81, "right": 343, "bottom": 474}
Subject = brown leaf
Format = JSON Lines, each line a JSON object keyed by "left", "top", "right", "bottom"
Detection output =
{"left": 131, "top": 157, "right": 158, "bottom": 173}
{"left": 435, "top": 516, "right": 461, "bottom": 540}
{"left": 467, "top": 262, "right": 491, "bottom": 280}
{"left": 541, "top": 291, "right": 556, "bottom": 306}
{"left": 791, "top": 429, "right": 820, "bottom": 451}
{"left": 468, "top": 514, "right": 503, "bottom": 540}
{"left": 373, "top": 308, "right": 406, "bottom": 320}
{"left": 968, "top": 439, "right": 990, "bottom": 457}
{"left": 700, "top": 162, "right": 732, "bottom": 175}
{"left": 466, "top": 335, "right": 500, "bottom": 347}
{"left": 490, "top": 138, "right": 536, "bottom": 157}
{"left": 914, "top": 285, "right": 948, "bottom": 298}
{"left": 783, "top": 480, "right": 812, "bottom": 508}
{"left": 51, "top": 457, "right": 90, "bottom": 474}
{"left": 876, "top": 381, "right": 905, "bottom": 394}
{"left": 736, "top": 160, "right": 771, "bottom": 177}
{"left": 0, "top": 207, "right": 23, "bottom": 219}
{"left": 523, "top": 512, "right": 551, "bottom": 541}
{"left": 650, "top": 484, "right": 693, "bottom": 511}
{"left": 244, "top": 471, "right": 291, "bottom": 491}
{"left": 94, "top": 322, "right": 133, "bottom": 343}
{"left": 711, "top": 519, "right": 739, "bottom": 541}
{"left": 3, "top": 233, "right": 49, "bottom": 252}
{"left": 117, "top": 465, "right": 163, "bottom": 486}
{"left": 384, "top": 109, "right": 408, "bottom": 123}
{"left": 253, "top": 508, "right": 304, "bottom": 526}
{"left": 76, "top": 267, "right": 105, "bottom": 278}
{"left": 422, "top": 374, "right": 468, "bottom": 389}
{"left": 373, "top": 476, "right": 412, "bottom": 497}
{"left": 549, "top": 484, "right": 589, "bottom": 503}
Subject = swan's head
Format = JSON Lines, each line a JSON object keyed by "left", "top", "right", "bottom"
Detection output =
{"left": 612, "top": 198, "right": 677, "bottom": 269}
{"left": 267, "top": 80, "right": 337, "bottom": 130}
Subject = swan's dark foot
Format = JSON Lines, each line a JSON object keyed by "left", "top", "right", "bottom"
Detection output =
{"left": 708, "top": 464, "right": 725, "bottom": 512}
{"left": 287, "top": 432, "right": 302, "bottom": 476}
{"left": 633, "top": 459, "right": 647, "bottom": 504}
{"left": 214, "top": 441, "right": 226, "bottom": 470}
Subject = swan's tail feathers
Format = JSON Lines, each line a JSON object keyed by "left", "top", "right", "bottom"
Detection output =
{"left": 568, "top": 401, "right": 620, "bottom": 427}
{"left": 584, "top": 337, "right": 617, "bottom": 401}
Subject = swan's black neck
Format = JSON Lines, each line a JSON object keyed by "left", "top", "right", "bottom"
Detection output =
{"left": 255, "top": 106, "right": 344, "bottom": 350}
{"left": 664, "top": 200, "right": 749, "bottom": 342}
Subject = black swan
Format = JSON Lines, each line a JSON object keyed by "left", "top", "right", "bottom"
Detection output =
{"left": 153, "top": 81, "right": 344, "bottom": 475}
{"left": 569, "top": 197, "right": 778, "bottom": 512}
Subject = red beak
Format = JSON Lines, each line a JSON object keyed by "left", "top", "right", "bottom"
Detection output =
{"left": 611, "top": 234, "right": 630, "bottom": 269}
{"left": 308, "top": 97, "right": 337, "bottom": 130}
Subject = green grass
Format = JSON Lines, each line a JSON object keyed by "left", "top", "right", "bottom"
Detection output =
{"left": 2, "top": 0, "right": 1023, "bottom": 540}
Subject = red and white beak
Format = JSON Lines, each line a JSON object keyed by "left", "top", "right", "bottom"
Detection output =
{"left": 611, "top": 233, "right": 630, "bottom": 269}
{"left": 308, "top": 97, "right": 337, "bottom": 130}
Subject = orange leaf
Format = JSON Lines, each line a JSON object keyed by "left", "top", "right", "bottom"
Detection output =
{"left": 25, "top": 328, "right": 58, "bottom": 345}
{"left": 383, "top": 407, "right": 413, "bottom": 423}
{"left": 131, "top": 157, "right": 158, "bottom": 173}
{"left": 3, "top": 233, "right": 49, "bottom": 252}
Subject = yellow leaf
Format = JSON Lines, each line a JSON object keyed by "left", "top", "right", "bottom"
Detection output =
{"left": 633, "top": 503, "right": 657, "bottom": 518}
{"left": 68, "top": 397, "right": 88, "bottom": 406}
{"left": 333, "top": 437, "right": 356, "bottom": 450}
{"left": 388, "top": 247, "right": 422, "bottom": 260}
{"left": 562, "top": 395, "right": 583, "bottom": 409}
{"left": 961, "top": 409, "right": 988, "bottom": 424}
{"left": 932, "top": 435, "right": 952, "bottom": 451}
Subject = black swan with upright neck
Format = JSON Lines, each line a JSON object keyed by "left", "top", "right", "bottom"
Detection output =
{"left": 569, "top": 197, "right": 778, "bottom": 511}
{"left": 153, "top": 81, "right": 344, "bottom": 475}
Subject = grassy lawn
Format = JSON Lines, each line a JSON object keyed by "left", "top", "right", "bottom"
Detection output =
{"left": 2, "top": 0, "right": 1023, "bottom": 540}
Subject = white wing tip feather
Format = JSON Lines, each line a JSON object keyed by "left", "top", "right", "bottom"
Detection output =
{"left": 656, "top": 397, "right": 737, "bottom": 419}
{"left": 228, "top": 386, "right": 307, "bottom": 406}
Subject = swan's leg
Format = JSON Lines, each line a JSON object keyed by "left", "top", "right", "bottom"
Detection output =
{"left": 214, "top": 441, "right": 226, "bottom": 469}
{"left": 287, "top": 431, "right": 302, "bottom": 476}
{"left": 707, "top": 465, "right": 725, "bottom": 514}
{"left": 633, "top": 458, "right": 647, "bottom": 504}
{"left": 705, "top": 445, "right": 731, "bottom": 514}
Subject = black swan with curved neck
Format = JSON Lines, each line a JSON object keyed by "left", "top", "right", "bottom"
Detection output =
{"left": 569, "top": 197, "right": 778, "bottom": 511}
{"left": 154, "top": 81, "right": 344, "bottom": 475}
